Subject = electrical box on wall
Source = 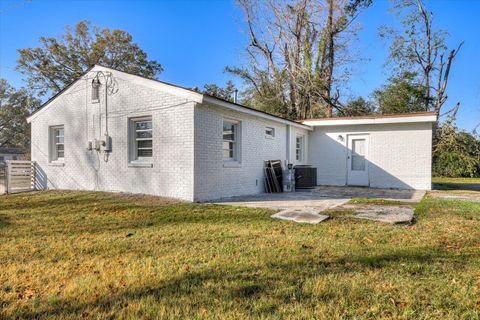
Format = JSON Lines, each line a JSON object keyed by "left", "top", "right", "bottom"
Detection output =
{"left": 100, "top": 134, "right": 112, "bottom": 152}
{"left": 86, "top": 141, "right": 93, "bottom": 150}
{"left": 93, "top": 139, "right": 101, "bottom": 151}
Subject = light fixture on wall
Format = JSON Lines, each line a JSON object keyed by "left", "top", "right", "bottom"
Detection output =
{"left": 91, "top": 78, "right": 101, "bottom": 102}
{"left": 338, "top": 134, "right": 344, "bottom": 142}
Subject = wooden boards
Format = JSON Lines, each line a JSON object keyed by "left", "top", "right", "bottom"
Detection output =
{"left": 264, "top": 160, "right": 283, "bottom": 193}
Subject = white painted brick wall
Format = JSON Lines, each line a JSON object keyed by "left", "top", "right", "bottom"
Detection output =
{"left": 193, "top": 104, "right": 310, "bottom": 201}
{"left": 31, "top": 68, "right": 195, "bottom": 201}
{"left": 32, "top": 66, "right": 431, "bottom": 202}
{"left": 307, "top": 123, "right": 432, "bottom": 190}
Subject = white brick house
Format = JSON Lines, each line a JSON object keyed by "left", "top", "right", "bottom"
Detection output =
{"left": 27, "top": 65, "right": 436, "bottom": 201}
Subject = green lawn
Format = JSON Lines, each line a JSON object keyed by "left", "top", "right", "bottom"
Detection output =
{"left": 433, "top": 177, "right": 480, "bottom": 184}
{"left": 1, "top": 191, "right": 480, "bottom": 319}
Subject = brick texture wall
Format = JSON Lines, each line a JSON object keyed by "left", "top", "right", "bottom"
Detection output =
{"left": 308, "top": 123, "right": 432, "bottom": 190}
{"left": 30, "top": 68, "right": 195, "bottom": 201}
{"left": 193, "top": 104, "right": 310, "bottom": 201}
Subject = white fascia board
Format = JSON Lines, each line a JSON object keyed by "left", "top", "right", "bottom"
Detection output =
{"left": 202, "top": 96, "right": 312, "bottom": 130}
{"left": 302, "top": 115, "right": 437, "bottom": 127}
{"left": 27, "top": 65, "right": 204, "bottom": 123}
{"left": 92, "top": 65, "right": 204, "bottom": 103}
{"left": 26, "top": 75, "right": 87, "bottom": 123}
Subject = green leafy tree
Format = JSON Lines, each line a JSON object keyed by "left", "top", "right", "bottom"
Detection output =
{"left": 202, "top": 81, "right": 237, "bottom": 102}
{"left": 433, "top": 116, "right": 480, "bottom": 177}
{"left": 338, "top": 97, "right": 375, "bottom": 116}
{"left": 373, "top": 72, "right": 428, "bottom": 114}
{"left": 16, "top": 20, "right": 163, "bottom": 96}
{"left": 0, "top": 79, "right": 40, "bottom": 151}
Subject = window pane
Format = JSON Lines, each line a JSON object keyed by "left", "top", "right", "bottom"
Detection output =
{"left": 351, "top": 139, "right": 366, "bottom": 171}
{"left": 57, "top": 151, "right": 64, "bottom": 158}
{"left": 56, "top": 128, "right": 64, "bottom": 137}
{"left": 265, "top": 127, "right": 275, "bottom": 137}
{"left": 352, "top": 139, "right": 365, "bottom": 156}
{"left": 352, "top": 156, "right": 365, "bottom": 171}
{"left": 136, "top": 131, "right": 152, "bottom": 139}
{"left": 137, "top": 149, "right": 152, "bottom": 157}
{"left": 223, "top": 133, "right": 235, "bottom": 141}
{"left": 223, "top": 123, "right": 235, "bottom": 133}
{"left": 136, "top": 121, "right": 152, "bottom": 130}
{"left": 137, "top": 140, "right": 152, "bottom": 148}
{"left": 57, "top": 144, "right": 64, "bottom": 151}
{"left": 223, "top": 141, "right": 235, "bottom": 160}
{"left": 222, "top": 141, "right": 231, "bottom": 151}
{"left": 223, "top": 123, "right": 235, "bottom": 140}
{"left": 56, "top": 136, "right": 64, "bottom": 144}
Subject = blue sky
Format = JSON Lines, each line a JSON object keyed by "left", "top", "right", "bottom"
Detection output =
{"left": 1, "top": 0, "right": 479, "bottom": 131}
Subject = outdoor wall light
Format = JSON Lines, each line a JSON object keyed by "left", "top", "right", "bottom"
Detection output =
{"left": 91, "top": 78, "right": 101, "bottom": 102}
{"left": 338, "top": 134, "right": 344, "bottom": 142}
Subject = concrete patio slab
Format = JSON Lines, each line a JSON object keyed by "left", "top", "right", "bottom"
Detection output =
{"left": 271, "top": 210, "right": 329, "bottom": 224}
{"left": 343, "top": 204, "right": 415, "bottom": 224}
{"left": 212, "top": 186, "right": 425, "bottom": 213}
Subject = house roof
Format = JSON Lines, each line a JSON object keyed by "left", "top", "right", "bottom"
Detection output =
{"left": 0, "top": 147, "right": 25, "bottom": 155}
{"left": 302, "top": 111, "right": 438, "bottom": 126}
{"left": 27, "top": 65, "right": 311, "bottom": 130}
{"left": 26, "top": 65, "right": 437, "bottom": 129}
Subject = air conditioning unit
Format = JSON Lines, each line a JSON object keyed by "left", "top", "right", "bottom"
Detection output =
{"left": 294, "top": 165, "right": 317, "bottom": 189}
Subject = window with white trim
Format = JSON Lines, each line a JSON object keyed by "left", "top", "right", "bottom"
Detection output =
{"left": 223, "top": 120, "right": 240, "bottom": 161}
{"left": 265, "top": 126, "right": 275, "bottom": 138}
{"left": 130, "top": 117, "right": 153, "bottom": 162}
{"left": 296, "top": 135, "right": 304, "bottom": 162}
{"left": 50, "top": 126, "right": 64, "bottom": 162}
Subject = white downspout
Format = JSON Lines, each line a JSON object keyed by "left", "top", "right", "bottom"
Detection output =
{"left": 286, "top": 125, "right": 291, "bottom": 164}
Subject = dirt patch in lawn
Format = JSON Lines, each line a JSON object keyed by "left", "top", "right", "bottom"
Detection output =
{"left": 429, "top": 191, "right": 480, "bottom": 202}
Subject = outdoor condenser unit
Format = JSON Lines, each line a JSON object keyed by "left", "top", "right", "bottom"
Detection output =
{"left": 294, "top": 165, "right": 317, "bottom": 189}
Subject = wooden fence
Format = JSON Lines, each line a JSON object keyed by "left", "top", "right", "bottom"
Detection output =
{"left": 0, "top": 161, "right": 5, "bottom": 194}
{"left": 5, "top": 160, "right": 36, "bottom": 194}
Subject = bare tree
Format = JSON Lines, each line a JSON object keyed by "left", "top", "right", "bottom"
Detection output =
{"left": 228, "top": 0, "right": 371, "bottom": 119}
{"left": 381, "top": 0, "right": 463, "bottom": 115}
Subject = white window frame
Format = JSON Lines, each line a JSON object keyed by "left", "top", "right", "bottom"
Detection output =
{"left": 223, "top": 119, "right": 241, "bottom": 164}
{"left": 295, "top": 135, "right": 304, "bottom": 162}
{"left": 265, "top": 126, "right": 275, "bottom": 139}
{"left": 129, "top": 116, "right": 153, "bottom": 164}
{"left": 49, "top": 125, "right": 65, "bottom": 162}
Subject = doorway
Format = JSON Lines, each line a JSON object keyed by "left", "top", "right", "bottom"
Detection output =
{"left": 347, "top": 134, "right": 369, "bottom": 186}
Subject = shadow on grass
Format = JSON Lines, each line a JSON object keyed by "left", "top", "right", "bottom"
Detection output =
{"left": 10, "top": 247, "right": 479, "bottom": 319}
{"left": 0, "top": 213, "right": 10, "bottom": 228}
{"left": 433, "top": 182, "right": 480, "bottom": 192}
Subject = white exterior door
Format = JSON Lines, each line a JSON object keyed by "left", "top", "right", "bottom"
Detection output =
{"left": 347, "top": 135, "right": 369, "bottom": 186}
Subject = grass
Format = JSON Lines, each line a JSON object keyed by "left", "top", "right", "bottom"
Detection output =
{"left": 433, "top": 177, "right": 480, "bottom": 192}
{"left": 348, "top": 198, "right": 410, "bottom": 206}
{"left": 433, "top": 177, "right": 480, "bottom": 184}
{"left": 1, "top": 191, "right": 480, "bottom": 319}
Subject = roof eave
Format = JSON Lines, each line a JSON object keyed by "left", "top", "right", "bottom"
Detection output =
{"left": 302, "top": 115, "right": 437, "bottom": 126}
{"left": 202, "top": 96, "right": 312, "bottom": 130}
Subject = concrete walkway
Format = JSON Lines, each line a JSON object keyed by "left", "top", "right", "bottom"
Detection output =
{"left": 213, "top": 186, "right": 425, "bottom": 212}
